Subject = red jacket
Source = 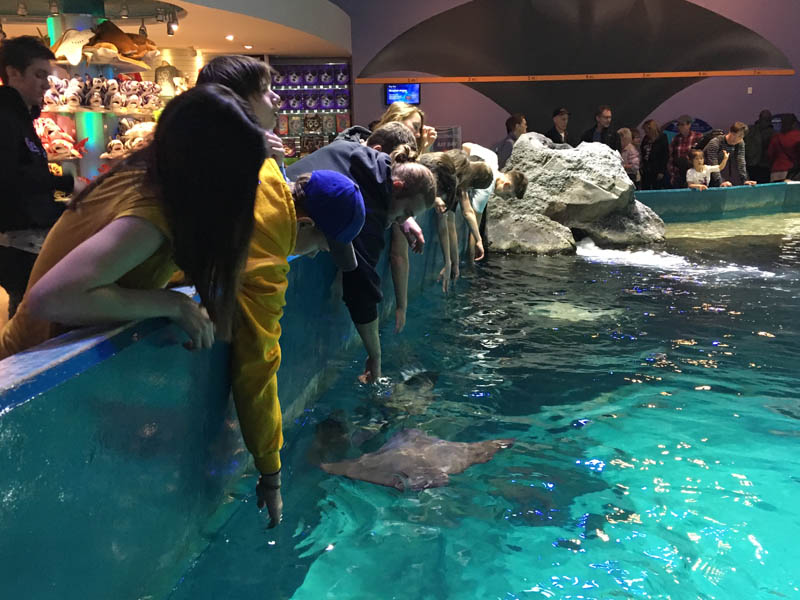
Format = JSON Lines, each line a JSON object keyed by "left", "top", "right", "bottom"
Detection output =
{"left": 767, "top": 130, "right": 800, "bottom": 173}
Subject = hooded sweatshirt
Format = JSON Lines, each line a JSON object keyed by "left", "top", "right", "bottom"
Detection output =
{"left": 231, "top": 158, "right": 297, "bottom": 475}
{"left": 0, "top": 86, "right": 72, "bottom": 232}
{"left": 286, "top": 140, "right": 392, "bottom": 324}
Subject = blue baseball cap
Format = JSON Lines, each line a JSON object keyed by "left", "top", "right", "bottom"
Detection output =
{"left": 303, "top": 170, "right": 366, "bottom": 272}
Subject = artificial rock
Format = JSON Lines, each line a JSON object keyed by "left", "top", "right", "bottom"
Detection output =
{"left": 488, "top": 133, "right": 665, "bottom": 254}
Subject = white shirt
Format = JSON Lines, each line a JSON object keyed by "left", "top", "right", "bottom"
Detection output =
{"left": 686, "top": 164, "right": 720, "bottom": 186}
{"left": 463, "top": 143, "right": 500, "bottom": 214}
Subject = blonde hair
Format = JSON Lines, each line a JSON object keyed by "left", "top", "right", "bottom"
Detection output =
{"left": 617, "top": 127, "right": 632, "bottom": 147}
{"left": 375, "top": 101, "right": 425, "bottom": 134}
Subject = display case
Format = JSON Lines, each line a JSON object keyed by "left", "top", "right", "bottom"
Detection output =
{"left": 268, "top": 57, "right": 353, "bottom": 161}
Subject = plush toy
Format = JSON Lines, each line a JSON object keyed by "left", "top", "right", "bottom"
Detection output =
{"left": 125, "top": 94, "right": 141, "bottom": 109}
{"left": 50, "top": 28, "right": 95, "bottom": 65}
{"left": 87, "top": 91, "right": 104, "bottom": 109}
{"left": 140, "top": 94, "right": 161, "bottom": 110}
{"left": 43, "top": 89, "right": 64, "bottom": 108}
{"left": 105, "top": 91, "right": 126, "bottom": 111}
{"left": 47, "top": 138, "right": 83, "bottom": 160}
{"left": 100, "top": 138, "right": 125, "bottom": 159}
{"left": 63, "top": 87, "right": 82, "bottom": 109}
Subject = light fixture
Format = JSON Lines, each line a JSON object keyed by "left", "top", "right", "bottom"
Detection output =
{"left": 167, "top": 10, "right": 178, "bottom": 33}
{"left": 120, "top": 1, "right": 129, "bottom": 18}
{"left": 155, "top": 8, "right": 165, "bottom": 22}
{"left": 48, "top": 0, "right": 59, "bottom": 16}
{"left": 166, "top": 21, "right": 173, "bottom": 36}
{"left": 139, "top": 19, "right": 147, "bottom": 37}
{"left": 225, "top": 34, "right": 234, "bottom": 41}
{"left": 16, "top": 2, "right": 28, "bottom": 17}
{"left": 243, "top": 45, "right": 253, "bottom": 50}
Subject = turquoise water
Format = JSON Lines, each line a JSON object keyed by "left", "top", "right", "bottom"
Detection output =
{"left": 171, "top": 215, "right": 800, "bottom": 600}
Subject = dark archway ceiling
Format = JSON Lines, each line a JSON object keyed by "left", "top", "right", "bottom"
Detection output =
{"left": 360, "top": 0, "right": 792, "bottom": 128}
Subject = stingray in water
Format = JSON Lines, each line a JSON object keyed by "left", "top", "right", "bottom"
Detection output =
{"left": 320, "top": 428, "right": 514, "bottom": 491}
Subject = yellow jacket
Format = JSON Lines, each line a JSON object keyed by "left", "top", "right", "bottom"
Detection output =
{"left": 231, "top": 158, "right": 297, "bottom": 475}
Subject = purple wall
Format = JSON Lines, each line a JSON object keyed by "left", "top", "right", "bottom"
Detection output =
{"left": 335, "top": 0, "right": 799, "bottom": 144}
{"left": 646, "top": 0, "right": 800, "bottom": 129}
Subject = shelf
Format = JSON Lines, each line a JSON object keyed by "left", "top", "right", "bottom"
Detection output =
{"left": 280, "top": 109, "right": 349, "bottom": 114}
{"left": 274, "top": 85, "right": 350, "bottom": 91}
{"left": 41, "top": 108, "right": 156, "bottom": 119}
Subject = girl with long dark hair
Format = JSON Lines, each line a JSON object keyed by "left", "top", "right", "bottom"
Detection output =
{"left": 0, "top": 84, "right": 266, "bottom": 358}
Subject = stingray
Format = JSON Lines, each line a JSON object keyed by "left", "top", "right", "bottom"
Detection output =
{"left": 320, "top": 428, "right": 514, "bottom": 491}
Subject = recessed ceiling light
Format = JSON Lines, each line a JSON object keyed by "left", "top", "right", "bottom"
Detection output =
{"left": 243, "top": 45, "right": 253, "bottom": 50}
{"left": 225, "top": 34, "right": 234, "bottom": 41}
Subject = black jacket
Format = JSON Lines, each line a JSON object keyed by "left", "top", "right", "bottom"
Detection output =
{"left": 580, "top": 125, "right": 619, "bottom": 150}
{"left": 640, "top": 133, "right": 669, "bottom": 177}
{"left": 544, "top": 127, "right": 573, "bottom": 147}
{"left": 0, "top": 86, "right": 71, "bottom": 232}
{"left": 286, "top": 140, "right": 392, "bottom": 325}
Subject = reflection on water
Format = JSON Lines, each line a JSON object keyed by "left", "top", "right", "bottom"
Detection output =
{"left": 665, "top": 212, "right": 800, "bottom": 271}
{"left": 171, "top": 213, "right": 800, "bottom": 600}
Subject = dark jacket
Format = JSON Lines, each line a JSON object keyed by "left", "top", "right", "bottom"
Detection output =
{"left": 544, "top": 127, "right": 573, "bottom": 147}
{"left": 640, "top": 133, "right": 669, "bottom": 182}
{"left": 0, "top": 86, "right": 71, "bottom": 232}
{"left": 286, "top": 140, "right": 392, "bottom": 325}
{"left": 334, "top": 125, "right": 372, "bottom": 145}
{"left": 580, "top": 125, "right": 619, "bottom": 150}
{"left": 493, "top": 133, "right": 517, "bottom": 169}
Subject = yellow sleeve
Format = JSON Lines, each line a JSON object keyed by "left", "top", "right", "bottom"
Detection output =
{"left": 231, "top": 286, "right": 284, "bottom": 474}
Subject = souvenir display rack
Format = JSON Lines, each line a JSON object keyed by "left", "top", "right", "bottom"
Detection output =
{"left": 268, "top": 56, "right": 353, "bottom": 162}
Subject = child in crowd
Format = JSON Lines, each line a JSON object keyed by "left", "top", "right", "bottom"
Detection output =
{"left": 687, "top": 148, "right": 729, "bottom": 190}
{"left": 618, "top": 127, "right": 641, "bottom": 188}
{"left": 0, "top": 84, "right": 265, "bottom": 359}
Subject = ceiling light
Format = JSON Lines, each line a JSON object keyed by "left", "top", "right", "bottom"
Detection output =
{"left": 139, "top": 19, "right": 147, "bottom": 37}
{"left": 225, "top": 34, "right": 234, "bottom": 41}
{"left": 166, "top": 21, "right": 173, "bottom": 36}
{"left": 155, "top": 8, "right": 165, "bottom": 22}
{"left": 48, "top": 0, "right": 59, "bottom": 15}
{"left": 243, "top": 45, "right": 253, "bottom": 50}
{"left": 16, "top": 2, "right": 28, "bottom": 17}
{"left": 168, "top": 11, "right": 179, "bottom": 33}
{"left": 120, "top": 1, "right": 129, "bottom": 18}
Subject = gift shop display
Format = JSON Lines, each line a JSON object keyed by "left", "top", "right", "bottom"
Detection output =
{"left": 0, "top": 2, "right": 186, "bottom": 183}
{"left": 270, "top": 58, "right": 353, "bottom": 161}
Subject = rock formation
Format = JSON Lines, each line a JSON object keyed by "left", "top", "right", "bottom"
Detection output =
{"left": 489, "top": 133, "right": 665, "bottom": 254}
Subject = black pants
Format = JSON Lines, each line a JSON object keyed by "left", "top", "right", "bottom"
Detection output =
{"left": 0, "top": 245, "right": 37, "bottom": 319}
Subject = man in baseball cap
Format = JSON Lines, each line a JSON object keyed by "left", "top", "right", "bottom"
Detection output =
{"left": 545, "top": 107, "right": 572, "bottom": 146}
{"left": 297, "top": 169, "right": 365, "bottom": 272}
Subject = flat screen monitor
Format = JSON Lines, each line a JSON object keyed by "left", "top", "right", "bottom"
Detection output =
{"left": 385, "top": 83, "right": 421, "bottom": 105}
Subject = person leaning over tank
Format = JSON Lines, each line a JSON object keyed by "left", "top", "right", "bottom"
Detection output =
{"left": 0, "top": 84, "right": 266, "bottom": 359}
{"left": 0, "top": 36, "right": 87, "bottom": 319}
{"left": 196, "top": 55, "right": 369, "bottom": 528}
{"left": 431, "top": 149, "right": 493, "bottom": 292}
{"left": 461, "top": 142, "right": 528, "bottom": 265}
{"left": 286, "top": 123, "right": 436, "bottom": 385}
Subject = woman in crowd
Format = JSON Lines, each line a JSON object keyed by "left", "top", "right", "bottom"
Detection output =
{"left": 374, "top": 101, "right": 439, "bottom": 153}
{"left": 435, "top": 149, "right": 493, "bottom": 290}
{"left": 767, "top": 114, "right": 800, "bottom": 182}
{"left": 639, "top": 119, "right": 668, "bottom": 190}
{"left": 0, "top": 84, "right": 266, "bottom": 358}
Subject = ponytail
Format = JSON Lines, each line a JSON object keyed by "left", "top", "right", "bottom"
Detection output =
{"left": 390, "top": 143, "right": 419, "bottom": 165}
